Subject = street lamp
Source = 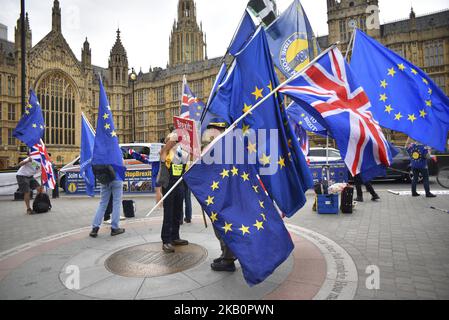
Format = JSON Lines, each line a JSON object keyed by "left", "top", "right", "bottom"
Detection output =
{"left": 129, "top": 67, "right": 137, "bottom": 143}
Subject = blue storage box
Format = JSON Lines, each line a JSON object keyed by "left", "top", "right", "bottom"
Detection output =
{"left": 317, "top": 194, "right": 339, "bottom": 214}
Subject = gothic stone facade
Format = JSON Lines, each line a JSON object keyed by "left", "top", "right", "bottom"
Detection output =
{"left": 0, "top": 0, "right": 448, "bottom": 169}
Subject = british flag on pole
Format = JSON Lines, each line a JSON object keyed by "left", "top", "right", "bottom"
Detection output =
{"left": 30, "top": 139, "right": 56, "bottom": 189}
{"left": 180, "top": 76, "right": 205, "bottom": 122}
{"left": 280, "top": 47, "right": 397, "bottom": 181}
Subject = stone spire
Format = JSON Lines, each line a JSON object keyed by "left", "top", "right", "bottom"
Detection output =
{"left": 52, "top": 0, "right": 61, "bottom": 33}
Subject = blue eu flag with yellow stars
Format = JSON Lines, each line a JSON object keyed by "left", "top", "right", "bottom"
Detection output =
{"left": 351, "top": 29, "right": 449, "bottom": 151}
{"left": 13, "top": 90, "right": 45, "bottom": 148}
{"left": 183, "top": 143, "right": 294, "bottom": 286}
{"left": 92, "top": 79, "right": 126, "bottom": 180}
{"left": 208, "top": 27, "right": 313, "bottom": 217}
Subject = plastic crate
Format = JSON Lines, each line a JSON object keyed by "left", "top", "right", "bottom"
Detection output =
{"left": 317, "top": 194, "right": 339, "bottom": 214}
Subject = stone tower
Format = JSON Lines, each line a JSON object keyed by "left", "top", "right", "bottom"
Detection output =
{"left": 169, "top": 0, "right": 206, "bottom": 66}
{"left": 52, "top": 0, "right": 62, "bottom": 33}
{"left": 108, "top": 29, "right": 129, "bottom": 86}
{"left": 14, "top": 12, "right": 32, "bottom": 53}
{"left": 327, "top": 0, "right": 381, "bottom": 52}
{"left": 81, "top": 37, "right": 91, "bottom": 69}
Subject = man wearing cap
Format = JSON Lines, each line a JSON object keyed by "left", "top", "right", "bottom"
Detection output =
{"left": 202, "top": 118, "right": 237, "bottom": 272}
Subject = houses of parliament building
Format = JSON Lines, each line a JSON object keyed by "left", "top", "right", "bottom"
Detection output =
{"left": 0, "top": 0, "right": 448, "bottom": 168}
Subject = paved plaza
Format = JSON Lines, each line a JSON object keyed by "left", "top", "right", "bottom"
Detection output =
{"left": 0, "top": 180, "right": 448, "bottom": 300}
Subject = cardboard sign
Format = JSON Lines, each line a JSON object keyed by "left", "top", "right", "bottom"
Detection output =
{"left": 173, "top": 116, "right": 201, "bottom": 160}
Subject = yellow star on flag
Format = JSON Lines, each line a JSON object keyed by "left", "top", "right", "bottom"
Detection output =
{"left": 267, "top": 81, "right": 273, "bottom": 92}
{"left": 104, "top": 123, "right": 111, "bottom": 130}
{"left": 220, "top": 169, "right": 230, "bottom": 179}
{"left": 422, "top": 78, "right": 429, "bottom": 85}
{"left": 206, "top": 195, "right": 215, "bottom": 206}
{"left": 40, "top": 125, "right": 44, "bottom": 129}
{"left": 380, "top": 80, "right": 388, "bottom": 89}
{"left": 32, "top": 123, "right": 37, "bottom": 128}
{"left": 259, "top": 201, "right": 265, "bottom": 209}
{"left": 278, "top": 157, "right": 286, "bottom": 169}
{"left": 210, "top": 212, "right": 218, "bottom": 223}
{"left": 259, "top": 153, "right": 271, "bottom": 166}
{"left": 222, "top": 222, "right": 233, "bottom": 234}
{"left": 387, "top": 67, "right": 396, "bottom": 77}
{"left": 111, "top": 130, "right": 117, "bottom": 137}
{"left": 251, "top": 86, "right": 264, "bottom": 100}
{"left": 239, "top": 225, "right": 250, "bottom": 236}
{"left": 398, "top": 63, "right": 406, "bottom": 71}
{"left": 231, "top": 166, "right": 239, "bottom": 176}
{"left": 211, "top": 181, "right": 219, "bottom": 191}
{"left": 425, "top": 100, "right": 432, "bottom": 107}
{"left": 260, "top": 213, "right": 267, "bottom": 221}
{"left": 243, "top": 103, "right": 252, "bottom": 114}
{"left": 25, "top": 110, "right": 30, "bottom": 115}
{"left": 242, "top": 123, "right": 250, "bottom": 136}
{"left": 407, "top": 114, "right": 417, "bottom": 123}
{"left": 103, "top": 113, "right": 109, "bottom": 120}
{"left": 419, "top": 109, "right": 427, "bottom": 118}
{"left": 394, "top": 112, "right": 403, "bottom": 121}
{"left": 379, "top": 93, "right": 388, "bottom": 102}
{"left": 385, "top": 105, "right": 393, "bottom": 114}
{"left": 411, "top": 68, "right": 418, "bottom": 75}
{"left": 428, "top": 88, "right": 433, "bottom": 95}
{"left": 241, "top": 172, "right": 249, "bottom": 182}
{"left": 253, "top": 220, "right": 264, "bottom": 231}
{"left": 247, "top": 141, "right": 257, "bottom": 154}
{"left": 252, "top": 185, "right": 259, "bottom": 193}
{"left": 27, "top": 104, "right": 32, "bottom": 109}
{"left": 107, "top": 106, "right": 111, "bottom": 111}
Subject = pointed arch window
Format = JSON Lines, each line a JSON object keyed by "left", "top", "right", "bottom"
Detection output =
{"left": 37, "top": 72, "right": 76, "bottom": 146}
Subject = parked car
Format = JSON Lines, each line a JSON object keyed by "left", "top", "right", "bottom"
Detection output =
{"left": 308, "top": 147, "right": 342, "bottom": 163}
{"left": 58, "top": 143, "right": 163, "bottom": 191}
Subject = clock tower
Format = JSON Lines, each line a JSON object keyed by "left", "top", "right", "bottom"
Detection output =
{"left": 327, "top": 0, "right": 381, "bottom": 53}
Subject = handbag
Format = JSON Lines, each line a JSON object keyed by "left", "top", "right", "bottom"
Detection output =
{"left": 156, "top": 161, "right": 170, "bottom": 189}
{"left": 92, "top": 165, "right": 116, "bottom": 185}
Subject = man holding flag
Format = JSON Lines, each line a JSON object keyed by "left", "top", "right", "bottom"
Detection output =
{"left": 13, "top": 90, "right": 55, "bottom": 214}
{"left": 89, "top": 79, "right": 126, "bottom": 238}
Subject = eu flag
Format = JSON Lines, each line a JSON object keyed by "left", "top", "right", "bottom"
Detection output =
{"left": 229, "top": 10, "right": 256, "bottom": 56}
{"left": 13, "top": 90, "right": 45, "bottom": 148}
{"left": 208, "top": 27, "right": 313, "bottom": 217}
{"left": 286, "top": 102, "right": 328, "bottom": 137}
{"left": 266, "top": 0, "right": 320, "bottom": 78}
{"left": 350, "top": 29, "right": 449, "bottom": 151}
{"left": 92, "top": 79, "right": 126, "bottom": 180}
{"left": 80, "top": 113, "right": 96, "bottom": 197}
{"left": 183, "top": 138, "right": 294, "bottom": 286}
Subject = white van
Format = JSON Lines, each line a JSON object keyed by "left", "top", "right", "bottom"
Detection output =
{"left": 58, "top": 143, "right": 164, "bottom": 191}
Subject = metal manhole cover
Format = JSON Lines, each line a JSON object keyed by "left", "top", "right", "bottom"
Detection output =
{"left": 104, "top": 243, "right": 207, "bottom": 278}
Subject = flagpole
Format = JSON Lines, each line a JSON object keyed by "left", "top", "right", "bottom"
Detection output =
{"left": 146, "top": 43, "right": 339, "bottom": 218}
{"left": 344, "top": 28, "right": 357, "bottom": 62}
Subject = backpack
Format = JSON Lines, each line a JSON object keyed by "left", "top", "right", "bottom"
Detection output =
{"left": 92, "top": 165, "right": 116, "bottom": 185}
{"left": 33, "top": 193, "right": 51, "bottom": 214}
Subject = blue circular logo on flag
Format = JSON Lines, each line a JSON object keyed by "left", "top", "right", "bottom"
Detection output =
{"left": 279, "top": 32, "right": 310, "bottom": 77}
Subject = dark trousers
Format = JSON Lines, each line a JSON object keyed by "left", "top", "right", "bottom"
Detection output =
{"left": 354, "top": 174, "right": 377, "bottom": 199}
{"left": 184, "top": 186, "right": 192, "bottom": 221}
{"left": 161, "top": 182, "right": 184, "bottom": 244}
{"left": 412, "top": 168, "right": 431, "bottom": 195}
{"left": 213, "top": 226, "right": 235, "bottom": 263}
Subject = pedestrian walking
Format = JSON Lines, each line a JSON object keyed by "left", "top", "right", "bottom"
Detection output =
{"left": 354, "top": 174, "right": 380, "bottom": 202}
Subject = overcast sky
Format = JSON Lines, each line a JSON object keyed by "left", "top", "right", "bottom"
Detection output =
{"left": 1, "top": 0, "right": 448, "bottom": 71}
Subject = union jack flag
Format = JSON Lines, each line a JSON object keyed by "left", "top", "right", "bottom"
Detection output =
{"left": 127, "top": 148, "right": 150, "bottom": 165}
{"left": 181, "top": 76, "right": 205, "bottom": 122}
{"left": 30, "top": 139, "right": 56, "bottom": 189}
{"left": 280, "top": 47, "right": 395, "bottom": 180}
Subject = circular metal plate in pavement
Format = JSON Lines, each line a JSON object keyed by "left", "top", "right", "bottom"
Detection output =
{"left": 104, "top": 243, "right": 207, "bottom": 278}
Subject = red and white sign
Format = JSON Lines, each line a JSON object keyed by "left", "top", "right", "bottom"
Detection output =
{"left": 173, "top": 116, "right": 201, "bottom": 161}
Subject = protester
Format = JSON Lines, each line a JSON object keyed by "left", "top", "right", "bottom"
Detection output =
{"left": 202, "top": 118, "right": 237, "bottom": 272}
{"left": 159, "top": 132, "right": 189, "bottom": 253}
{"left": 353, "top": 174, "right": 380, "bottom": 202}
{"left": 182, "top": 184, "right": 192, "bottom": 224}
{"left": 89, "top": 161, "right": 126, "bottom": 238}
{"left": 407, "top": 142, "right": 436, "bottom": 198}
{"left": 32, "top": 186, "right": 52, "bottom": 214}
{"left": 16, "top": 152, "right": 41, "bottom": 214}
